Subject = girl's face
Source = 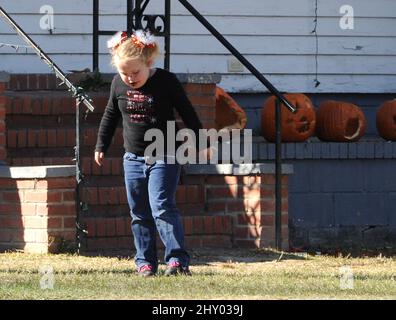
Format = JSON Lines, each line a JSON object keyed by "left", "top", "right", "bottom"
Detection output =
{"left": 116, "top": 57, "right": 152, "bottom": 89}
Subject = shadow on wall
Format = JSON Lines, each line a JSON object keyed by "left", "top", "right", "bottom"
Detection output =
{"left": 0, "top": 165, "right": 77, "bottom": 254}
{"left": 0, "top": 166, "right": 23, "bottom": 252}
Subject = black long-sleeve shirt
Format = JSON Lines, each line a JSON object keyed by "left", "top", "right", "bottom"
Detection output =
{"left": 95, "top": 68, "right": 203, "bottom": 156}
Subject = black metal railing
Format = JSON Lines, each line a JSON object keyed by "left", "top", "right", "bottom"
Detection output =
{"left": 92, "top": 0, "right": 171, "bottom": 72}
{"left": 177, "top": 0, "right": 296, "bottom": 251}
{"left": 1, "top": 1, "right": 294, "bottom": 252}
{"left": 92, "top": 0, "right": 296, "bottom": 251}
{"left": 0, "top": 6, "right": 95, "bottom": 254}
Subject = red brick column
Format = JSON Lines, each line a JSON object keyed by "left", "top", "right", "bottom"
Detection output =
{"left": 0, "top": 165, "right": 76, "bottom": 253}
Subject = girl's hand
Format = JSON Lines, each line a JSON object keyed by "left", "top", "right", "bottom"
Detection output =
{"left": 94, "top": 151, "right": 104, "bottom": 166}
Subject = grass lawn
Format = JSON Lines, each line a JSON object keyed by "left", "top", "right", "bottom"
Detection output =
{"left": 1, "top": 248, "right": 395, "bottom": 300}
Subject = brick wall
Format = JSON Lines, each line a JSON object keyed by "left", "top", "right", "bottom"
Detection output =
{"left": 0, "top": 74, "right": 8, "bottom": 163}
{"left": 0, "top": 166, "right": 76, "bottom": 253}
{"left": 182, "top": 165, "right": 291, "bottom": 250}
{"left": 1, "top": 73, "right": 292, "bottom": 254}
{"left": 0, "top": 165, "right": 291, "bottom": 254}
{"left": 5, "top": 73, "right": 216, "bottom": 166}
{"left": 55, "top": 165, "right": 291, "bottom": 253}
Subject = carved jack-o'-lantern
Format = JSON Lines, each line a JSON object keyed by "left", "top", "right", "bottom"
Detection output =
{"left": 316, "top": 100, "right": 367, "bottom": 142}
{"left": 260, "top": 93, "right": 316, "bottom": 142}
{"left": 376, "top": 100, "right": 396, "bottom": 141}
{"left": 215, "top": 86, "right": 247, "bottom": 130}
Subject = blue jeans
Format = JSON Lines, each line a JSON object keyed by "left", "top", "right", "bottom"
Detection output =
{"left": 123, "top": 152, "right": 189, "bottom": 271}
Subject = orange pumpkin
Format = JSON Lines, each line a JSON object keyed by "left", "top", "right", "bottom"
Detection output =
{"left": 215, "top": 86, "right": 247, "bottom": 130}
{"left": 260, "top": 93, "right": 316, "bottom": 142}
{"left": 376, "top": 99, "right": 396, "bottom": 141}
{"left": 316, "top": 100, "right": 366, "bottom": 142}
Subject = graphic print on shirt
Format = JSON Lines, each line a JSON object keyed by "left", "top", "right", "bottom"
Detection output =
{"left": 126, "top": 90, "right": 156, "bottom": 124}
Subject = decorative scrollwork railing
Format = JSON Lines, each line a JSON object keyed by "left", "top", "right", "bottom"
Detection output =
{"left": 93, "top": 0, "right": 170, "bottom": 71}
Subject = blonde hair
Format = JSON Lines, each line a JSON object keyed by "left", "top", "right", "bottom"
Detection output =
{"left": 110, "top": 36, "right": 160, "bottom": 67}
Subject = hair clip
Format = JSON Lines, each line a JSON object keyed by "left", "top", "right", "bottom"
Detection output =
{"left": 107, "top": 31, "right": 128, "bottom": 50}
{"left": 131, "top": 30, "right": 157, "bottom": 49}
{"left": 107, "top": 30, "right": 156, "bottom": 51}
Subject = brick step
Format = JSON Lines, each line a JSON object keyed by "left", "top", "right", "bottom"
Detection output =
{"left": 5, "top": 91, "right": 109, "bottom": 115}
{"left": 5, "top": 91, "right": 108, "bottom": 129}
{"left": 83, "top": 184, "right": 205, "bottom": 204}
{"left": 4, "top": 81, "right": 217, "bottom": 166}
{"left": 5, "top": 91, "right": 215, "bottom": 116}
{"left": 6, "top": 114, "right": 104, "bottom": 128}
{"left": 6, "top": 149, "right": 125, "bottom": 167}
{"left": 7, "top": 157, "right": 75, "bottom": 166}
{"left": 6, "top": 155, "right": 125, "bottom": 172}
{"left": 5, "top": 82, "right": 216, "bottom": 127}
{"left": 82, "top": 215, "right": 233, "bottom": 251}
{"left": 5, "top": 73, "right": 112, "bottom": 91}
{"left": 6, "top": 127, "right": 122, "bottom": 148}
{"left": 83, "top": 214, "right": 232, "bottom": 238}
{"left": 80, "top": 181, "right": 207, "bottom": 216}
{"left": 5, "top": 127, "right": 125, "bottom": 164}
{"left": 84, "top": 234, "right": 233, "bottom": 252}
{"left": 79, "top": 180, "right": 286, "bottom": 218}
{"left": 81, "top": 196, "right": 286, "bottom": 218}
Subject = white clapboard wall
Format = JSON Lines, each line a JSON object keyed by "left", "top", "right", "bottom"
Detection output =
{"left": 0, "top": 0, "right": 395, "bottom": 93}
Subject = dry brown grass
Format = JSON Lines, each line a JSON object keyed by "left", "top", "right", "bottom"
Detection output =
{"left": 1, "top": 248, "right": 395, "bottom": 300}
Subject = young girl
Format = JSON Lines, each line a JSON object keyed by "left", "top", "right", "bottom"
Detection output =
{"left": 94, "top": 30, "right": 206, "bottom": 277}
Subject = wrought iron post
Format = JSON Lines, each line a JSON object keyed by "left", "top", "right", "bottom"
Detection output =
{"left": 93, "top": 0, "right": 171, "bottom": 71}
{"left": 74, "top": 99, "right": 87, "bottom": 254}
{"left": 164, "top": 0, "right": 171, "bottom": 70}
{"left": 275, "top": 99, "right": 282, "bottom": 251}
{"left": 93, "top": 0, "right": 99, "bottom": 72}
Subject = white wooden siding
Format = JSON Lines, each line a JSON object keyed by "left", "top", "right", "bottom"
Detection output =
{"left": 0, "top": 0, "right": 395, "bottom": 93}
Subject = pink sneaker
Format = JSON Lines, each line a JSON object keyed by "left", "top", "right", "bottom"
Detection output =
{"left": 138, "top": 265, "right": 155, "bottom": 277}
{"left": 164, "top": 261, "right": 192, "bottom": 276}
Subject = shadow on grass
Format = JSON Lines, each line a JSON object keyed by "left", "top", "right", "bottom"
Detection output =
{"left": 80, "top": 247, "right": 309, "bottom": 266}
{"left": 189, "top": 248, "right": 309, "bottom": 266}
{"left": 80, "top": 243, "right": 396, "bottom": 262}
